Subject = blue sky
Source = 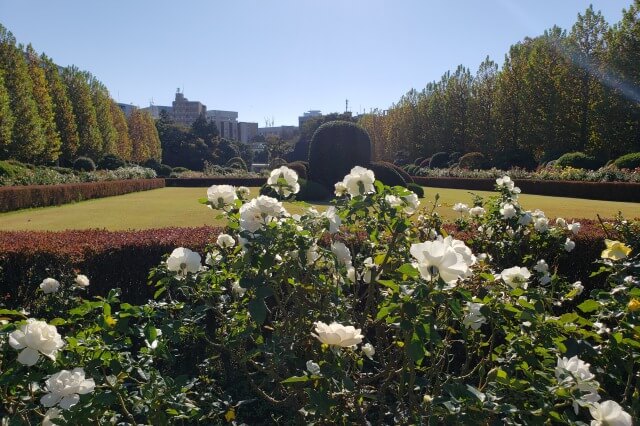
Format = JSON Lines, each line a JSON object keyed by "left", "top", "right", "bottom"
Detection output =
{"left": 0, "top": 0, "right": 632, "bottom": 126}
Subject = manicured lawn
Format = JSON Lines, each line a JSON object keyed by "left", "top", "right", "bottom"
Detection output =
{"left": 0, "top": 186, "right": 638, "bottom": 231}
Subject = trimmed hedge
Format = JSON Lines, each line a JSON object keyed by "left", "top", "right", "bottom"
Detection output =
{"left": 411, "top": 176, "right": 640, "bottom": 202}
{"left": 0, "top": 227, "right": 220, "bottom": 306}
{"left": 556, "top": 152, "right": 602, "bottom": 170}
{"left": 286, "top": 161, "right": 309, "bottom": 179}
{"left": 0, "top": 221, "right": 610, "bottom": 308}
{"left": 73, "top": 157, "right": 96, "bottom": 172}
{"left": 459, "top": 152, "right": 488, "bottom": 170}
{"left": 0, "top": 179, "right": 165, "bottom": 212}
{"left": 429, "top": 152, "right": 449, "bottom": 169}
{"left": 368, "top": 162, "right": 407, "bottom": 187}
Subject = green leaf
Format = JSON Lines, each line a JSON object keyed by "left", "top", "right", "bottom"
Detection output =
{"left": 153, "top": 286, "right": 167, "bottom": 299}
{"left": 248, "top": 298, "right": 267, "bottom": 325}
{"left": 281, "top": 375, "right": 310, "bottom": 384}
{"left": 377, "top": 280, "right": 399, "bottom": 292}
{"left": 577, "top": 300, "right": 601, "bottom": 313}
{"left": 397, "top": 263, "right": 419, "bottom": 278}
{"left": 198, "top": 197, "right": 209, "bottom": 204}
{"left": 407, "top": 338, "right": 425, "bottom": 364}
{"left": 376, "top": 303, "right": 398, "bottom": 321}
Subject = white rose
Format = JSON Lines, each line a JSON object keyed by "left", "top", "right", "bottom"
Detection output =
{"left": 74, "top": 275, "right": 90, "bottom": 289}
{"left": 306, "top": 245, "right": 321, "bottom": 266}
{"left": 334, "top": 181, "right": 348, "bottom": 197}
{"left": 463, "top": 302, "right": 487, "bottom": 330}
{"left": 231, "top": 281, "right": 246, "bottom": 297}
{"left": 469, "top": 206, "right": 485, "bottom": 217}
{"left": 342, "top": 166, "right": 375, "bottom": 198}
{"left": 534, "top": 217, "right": 549, "bottom": 232}
{"left": 362, "top": 343, "right": 375, "bottom": 359}
{"left": 40, "top": 368, "right": 95, "bottom": 410}
{"left": 518, "top": 211, "right": 533, "bottom": 225}
{"left": 9, "top": 319, "right": 64, "bottom": 366}
{"left": 453, "top": 203, "right": 469, "bottom": 213}
{"left": 565, "top": 238, "right": 576, "bottom": 252}
{"left": 42, "top": 408, "right": 63, "bottom": 426}
{"left": 216, "top": 234, "right": 236, "bottom": 249}
{"left": 589, "top": 400, "right": 632, "bottom": 426}
{"left": 312, "top": 321, "right": 364, "bottom": 348}
{"left": 572, "top": 281, "right": 584, "bottom": 295}
{"left": 567, "top": 221, "right": 581, "bottom": 235}
{"left": 239, "top": 195, "right": 286, "bottom": 233}
{"left": 237, "top": 186, "right": 251, "bottom": 198}
{"left": 402, "top": 193, "right": 420, "bottom": 214}
{"left": 323, "top": 206, "right": 341, "bottom": 234}
{"left": 306, "top": 360, "right": 321, "bottom": 375}
{"left": 533, "top": 259, "right": 548, "bottom": 273}
{"left": 267, "top": 166, "right": 300, "bottom": 197}
{"left": 207, "top": 184, "right": 237, "bottom": 209}
{"left": 498, "top": 266, "right": 531, "bottom": 289}
{"left": 410, "top": 239, "right": 470, "bottom": 286}
{"left": 167, "top": 247, "right": 202, "bottom": 279}
{"left": 40, "top": 278, "right": 60, "bottom": 294}
{"left": 500, "top": 203, "right": 517, "bottom": 219}
{"left": 555, "top": 217, "right": 567, "bottom": 228}
{"left": 331, "top": 241, "right": 352, "bottom": 266}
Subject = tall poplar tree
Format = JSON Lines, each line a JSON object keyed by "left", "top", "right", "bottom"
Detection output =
{"left": 0, "top": 70, "right": 14, "bottom": 157}
{"left": 109, "top": 101, "right": 132, "bottom": 161}
{"left": 0, "top": 25, "right": 47, "bottom": 162}
{"left": 63, "top": 66, "right": 102, "bottom": 159}
{"left": 128, "top": 109, "right": 151, "bottom": 162}
{"left": 143, "top": 111, "right": 162, "bottom": 160}
{"left": 89, "top": 76, "right": 117, "bottom": 157}
{"left": 25, "top": 44, "right": 61, "bottom": 163}
{"left": 41, "top": 54, "right": 80, "bottom": 165}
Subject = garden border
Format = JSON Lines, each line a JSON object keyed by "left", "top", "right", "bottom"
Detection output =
{"left": 0, "top": 179, "right": 166, "bottom": 212}
{"left": 165, "top": 177, "right": 267, "bottom": 187}
{"left": 411, "top": 176, "right": 640, "bottom": 202}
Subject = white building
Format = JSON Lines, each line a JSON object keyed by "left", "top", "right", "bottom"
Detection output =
{"left": 206, "top": 110, "right": 238, "bottom": 140}
{"left": 238, "top": 122, "right": 258, "bottom": 143}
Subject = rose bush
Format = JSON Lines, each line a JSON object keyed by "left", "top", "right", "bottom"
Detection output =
{"left": 0, "top": 169, "right": 637, "bottom": 424}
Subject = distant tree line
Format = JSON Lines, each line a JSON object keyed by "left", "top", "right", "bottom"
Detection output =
{"left": 0, "top": 23, "right": 160, "bottom": 166}
{"left": 156, "top": 111, "right": 253, "bottom": 171}
{"left": 358, "top": 3, "right": 640, "bottom": 168}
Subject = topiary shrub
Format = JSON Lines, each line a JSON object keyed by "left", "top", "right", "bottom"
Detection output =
{"left": 613, "top": 152, "right": 640, "bottom": 170}
{"left": 407, "top": 182, "right": 424, "bottom": 198}
{"left": 555, "top": 152, "right": 601, "bottom": 170}
{"left": 171, "top": 166, "right": 190, "bottom": 173}
{"left": 73, "top": 156, "right": 96, "bottom": 172}
{"left": 368, "top": 161, "right": 407, "bottom": 187}
{"left": 98, "top": 154, "right": 125, "bottom": 170}
{"left": 414, "top": 157, "right": 425, "bottom": 166}
{"left": 429, "top": 152, "right": 449, "bottom": 169}
{"left": 459, "top": 152, "right": 489, "bottom": 170}
{"left": 143, "top": 158, "right": 162, "bottom": 171}
{"left": 286, "top": 161, "right": 308, "bottom": 179}
{"left": 226, "top": 157, "right": 248, "bottom": 171}
{"left": 448, "top": 152, "right": 461, "bottom": 166}
{"left": 269, "top": 157, "right": 287, "bottom": 169}
{"left": 419, "top": 157, "right": 432, "bottom": 168}
{"left": 156, "top": 164, "right": 173, "bottom": 177}
{"left": 308, "top": 121, "right": 372, "bottom": 188}
{"left": 376, "top": 161, "right": 414, "bottom": 184}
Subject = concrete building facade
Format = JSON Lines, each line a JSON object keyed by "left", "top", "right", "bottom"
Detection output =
{"left": 140, "top": 105, "right": 173, "bottom": 120}
{"left": 206, "top": 110, "right": 238, "bottom": 140}
{"left": 116, "top": 103, "right": 138, "bottom": 118}
{"left": 238, "top": 122, "right": 258, "bottom": 143}
{"left": 172, "top": 91, "right": 207, "bottom": 126}
{"left": 298, "top": 110, "right": 322, "bottom": 128}
{"left": 257, "top": 125, "right": 298, "bottom": 140}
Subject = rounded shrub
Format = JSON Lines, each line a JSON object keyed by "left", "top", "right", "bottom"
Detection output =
{"left": 286, "top": 161, "right": 308, "bottom": 179}
{"left": 226, "top": 157, "right": 248, "bottom": 171}
{"left": 407, "top": 182, "right": 424, "bottom": 198}
{"left": 368, "top": 161, "right": 407, "bottom": 187}
{"left": 414, "top": 157, "right": 425, "bottom": 166}
{"left": 419, "top": 157, "right": 432, "bottom": 168}
{"left": 269, "top": 157, "right": 287, "bottom": 169}
{"left": 142, "top": 158, "right": 162, "bottom": 171}
{"left": 555, "top": 152, "right": 601, "bottom": 170}
{"left": 259, "top": 178, "right": 331, "bottom": 202}
{"left": 98, "top": 154, "right": 125, "bottom": 170}
{"left": 171, "top": 166, "right": 190, "bottom": 173}
{"left": 429, "top": 152, "right": 449, "bottom": 169}
{"left": 459, "top": 152, "right": 489, "bottom": 170}
{"left": 449, "top": 152, "right": 461, "bottom": 165}
{"left": 613, "top": 152, "right": 640, "bottom": 169}
{"left": 377, "top": 160, "right": 414, "bottom": 184}
{"left": 73, "top": 156, "right": 96, "bottom": 172}
{"left": 156, "top": 164, "right": 173, "bottom": 177}
{"left": 308, "top": 121, "right": 372, "bottom": 188}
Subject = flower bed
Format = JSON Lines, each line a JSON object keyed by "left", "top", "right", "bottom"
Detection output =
{"left": 412, "top": 176, "right": 640, "bottom": 202}
{"left": 0, "top": 169, "right": 638, "bottom": 424}
{"left": 0, "top": 179, "right": 166, "bottom": 212}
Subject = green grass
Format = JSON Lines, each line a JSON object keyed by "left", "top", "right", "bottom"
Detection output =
{"left": 0, "top": 187, "right": 638, "bottom": 231}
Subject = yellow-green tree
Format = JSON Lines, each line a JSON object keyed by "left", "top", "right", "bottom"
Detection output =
{"left": 109, "top": 101, "right": 132, "bottom": 161}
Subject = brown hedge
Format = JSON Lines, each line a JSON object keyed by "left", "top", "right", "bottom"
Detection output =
{"left": 0, "top": 220, "right": 610, "bottom": 309}
{"left": 0, "top": 227, "right": 221, "bottom": 307}
{"left": 412, "top": 177, "right": 640, "bottom": 202}
{"left": 0, "top": 179, "right": 165, "bottom": 212}
{"left": 165, "top": 177, "right": 267, "bottom": 187}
